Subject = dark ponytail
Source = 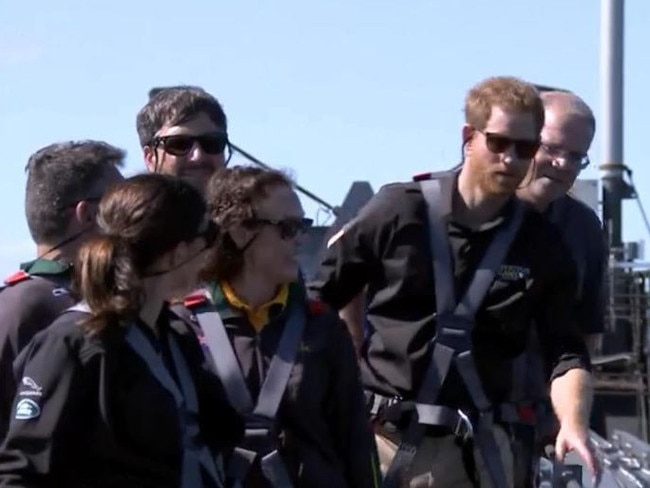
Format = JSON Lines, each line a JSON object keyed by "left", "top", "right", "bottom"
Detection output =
{"left": 76, "top": 235, "right": 144, "bottom": 335}
{"left": 73, "top": 172, "right": 208, "bottom": 335}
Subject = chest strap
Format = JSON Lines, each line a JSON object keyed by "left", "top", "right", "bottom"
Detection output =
{"left": 67, "top": 302, "right": 225, "bottom": 488}
{"left": 382, "top": 174, "right": 524, "bottom": 488}
{"left": 188, "top": 294, "right": 306, "bottom": 488}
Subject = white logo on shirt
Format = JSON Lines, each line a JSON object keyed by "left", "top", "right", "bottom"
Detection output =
{"left": 15, "top": 399, "right": 41, "bottom": 420}
{"left": 19, "top": 377, "right": 43, "bottom": 397}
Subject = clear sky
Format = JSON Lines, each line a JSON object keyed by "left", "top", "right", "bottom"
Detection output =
{"left": 1, "top": 0, "right": 649, "bottom": 277}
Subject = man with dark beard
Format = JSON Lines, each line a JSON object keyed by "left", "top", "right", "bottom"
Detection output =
{"left": 136, "top": 85, "right": 230, "bottom": 194}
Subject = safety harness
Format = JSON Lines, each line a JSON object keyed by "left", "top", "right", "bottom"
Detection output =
{"left": 66, "top": 302, "right": 226, "bottom": 488}
{"left": 379, "top": 171, "right": 524, "bottom": 488}
{"left": 183, "top": 287, "right": 306, "bottom": 488}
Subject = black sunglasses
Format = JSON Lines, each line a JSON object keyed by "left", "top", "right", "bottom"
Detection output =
{"left": 249, "top": 217, "right": 314, "bottom": 240}
{"left": 153, "top": 133, "right": 229, "bottom": 157}
{"left": 480, "top": 131, "right": 540, "bottom": 159}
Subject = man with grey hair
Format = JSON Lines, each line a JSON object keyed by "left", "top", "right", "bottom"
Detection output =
{"left": 517, "top": 90, "right": 605, "bottom": 350}
{"left": 512, "top": 90, "right": 606, "bottom": 486}
{"left": 0, "top": 141, "right": 125, "bottom": 440}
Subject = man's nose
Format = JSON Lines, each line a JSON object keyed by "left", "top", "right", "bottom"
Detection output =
{"left": 187, "top": 142, "right": 206, "bottom": 163}
{"left": 501, "top": 144, "right": 519, "bottom": 166}
{"left": 550, "top": 156, "right": 574, "bottom": 170}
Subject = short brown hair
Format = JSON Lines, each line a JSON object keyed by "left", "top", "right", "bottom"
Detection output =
{"left": 76, "top": 173, "right": 208, "bottom": 334}
{"left": 25, "top": 140, "right": 125, "bottom": 244}
{"left": 202, "top": 166, "right": 293, "bottom": 282}
{"left": 136, "top": 85, "right": 228, "bottom": 147}
{"left": 464, "top": 76, "right": 544, "bottom": 134}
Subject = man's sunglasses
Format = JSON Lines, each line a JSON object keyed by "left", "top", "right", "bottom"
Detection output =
{"left": 480, "top": 131, "right": 540, "bottom": 160}
{"left": 248, "top": 217, "right": 314, "bottom": 239}
{"left": 152, "top": 133, "right": 229, "bottom": 157}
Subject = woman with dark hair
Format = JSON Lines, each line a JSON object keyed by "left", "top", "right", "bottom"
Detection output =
{"left": 179, "top": 166, "right": 380, "bottom": 488}
{"left": 0, "top": 173, "right": 242, "bottom": 488}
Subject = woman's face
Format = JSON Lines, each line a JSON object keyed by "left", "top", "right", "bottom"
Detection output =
{"left": 238, "top": 184, "right": 311, "bottom": 286}
{"left": 153, "top": 218, "right": 215, "bottom": 298}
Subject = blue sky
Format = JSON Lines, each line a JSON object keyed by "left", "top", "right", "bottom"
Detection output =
{"left": 1, "top": 0, "right": 649, "bottom": 276}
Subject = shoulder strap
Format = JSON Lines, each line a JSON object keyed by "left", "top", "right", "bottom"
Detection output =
{"left": 419, "top": 176, "right": 524, "bottom": 318}
{"left": 191, "top": 304, "right": 255, "bottom": 413}
{"left": 252, "top": 300, "right": 306, "bottom": 419}
{"left": 125, "top": 323, "right": 223, "bottom": 487}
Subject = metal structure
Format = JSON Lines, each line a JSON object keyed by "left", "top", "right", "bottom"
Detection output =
{"left": 600, "top": 0, "right": 635, "bottom": 258}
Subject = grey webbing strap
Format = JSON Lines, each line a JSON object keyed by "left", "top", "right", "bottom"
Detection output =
{"left": 194, "top": 300, "right": 306, "bottom": 419}
{"left": 125, "top": 325, "right": 224, "bottom": 488}
{"left": 252, "top": 302, "right": 306, "bottom": 419}
{"left": 167, "top": 333, "right": 225, "bottom": 487}
{"left": 422, "top": 178, "right": 456, "bottom": 315}
{"left": 66, "top": 302, "right": 223, "bottom": 487}
{"left": 421, "top": 178, "right": 525, "bottom": 319}
{"left": 197, "top": 307, "right": 255, "bottom": 413}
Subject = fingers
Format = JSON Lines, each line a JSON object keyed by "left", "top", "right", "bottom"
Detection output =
{"left": 555, "top": 437, "right": 567, "bottom": 462}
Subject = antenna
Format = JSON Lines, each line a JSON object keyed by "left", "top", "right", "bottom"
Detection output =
{"left": 600, "top": 0, "right": 634, "bottom": 259}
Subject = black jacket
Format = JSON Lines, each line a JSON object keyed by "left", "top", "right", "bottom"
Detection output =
{"left": 310, "top": 181, "right": 591, "bottom": 404}
{"left": 0, "top": 308, "right": 243, "bottom": 488}
{"left": 178, "top": 283, "right": 381, "bottom": 488}
{"left": 0, "top": 260, "right": 76, "bottom": 440}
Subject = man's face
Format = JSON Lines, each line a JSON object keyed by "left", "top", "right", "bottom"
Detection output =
{"left": 464, "top": 106, "right": 540, "bottom": 196}
{"left": 523, "top": 105, "right": 593, "bottom": 203}
{"left": 144, "top": 112, "right": 227, "bottom": 193}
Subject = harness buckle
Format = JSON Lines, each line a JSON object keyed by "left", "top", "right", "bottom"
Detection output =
{"left": 242, "top": 415, "right": 277, "bottom": 450}
{"left": 436, "top": 315, "right": 474, "bottom": 351}
{"left": 455, "top": 409, "right": 474, "bottom": 442}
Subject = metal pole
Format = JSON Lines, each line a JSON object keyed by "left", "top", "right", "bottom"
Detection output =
{"left": 229, "top": 143, "right": 339, "bottom": 215}
{"left": 600, "top": 0, "right": 626, "bottom": 256}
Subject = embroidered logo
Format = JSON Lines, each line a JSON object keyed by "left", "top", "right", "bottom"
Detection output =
{"left": 497, "top": 265, "right": 530, "bottom": 281}
{"left": 15, "top": 399, "right": 41, "bottom": 420}
{"left": 19, "top": 377, "right": 43, "bottom": 397}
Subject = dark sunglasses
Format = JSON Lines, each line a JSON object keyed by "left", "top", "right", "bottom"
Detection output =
{"left": 249, "top": 217, "right": 314, "bottom": 239}
{"left": 153, "top": 133, "right": 229, "bottom": 157}
{"left": 481, "top": 131, "right": 540, "bottom": 159}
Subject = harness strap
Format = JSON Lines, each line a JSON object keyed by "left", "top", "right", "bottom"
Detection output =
{"left": 67, "top": 302, "right": 224, "bottom": 487}
{"left": 190, "top": 294, "right": 306, "bottom": 488}
{"left": 382, "top": 173, "right": 524, "bottom": 488}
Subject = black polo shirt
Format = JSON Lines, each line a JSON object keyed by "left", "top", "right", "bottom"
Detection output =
{"left": 547, "top": 194, "right": 607, "bottom": 335}
{"left": 310, "top": 180, "right": 591, "bottom": 407}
